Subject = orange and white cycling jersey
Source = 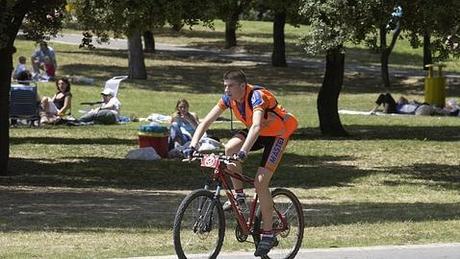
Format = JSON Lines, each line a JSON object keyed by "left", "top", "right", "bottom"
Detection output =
{"left": 217, "top": 84, "right": 298, "bottom": 138}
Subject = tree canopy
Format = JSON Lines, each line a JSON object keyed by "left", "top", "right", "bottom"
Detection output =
{"left": 70, "top": 0, "right": 216, "bottom": 79}
{"left": 298, "top": 0, "right": 374, "bottom": 136}
{"left": 0, "top": 0, "right": 66, "bottom": 175}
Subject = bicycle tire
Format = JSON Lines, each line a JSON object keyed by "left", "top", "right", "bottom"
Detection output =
{"left": 173, "top": 189, "right": 226, "bottom": 259}
{"left": 253, "top": 188, "right": 304, "bottom": 259}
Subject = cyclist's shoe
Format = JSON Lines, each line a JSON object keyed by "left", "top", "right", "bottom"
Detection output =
{"left": 254, "top": 236, "right": 277, "bottom": 257}
{"left": 222, "top": 197, "right": 247, "bottom": 212}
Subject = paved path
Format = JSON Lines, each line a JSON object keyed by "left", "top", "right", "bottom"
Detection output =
{"left": 50, "top": 34, "right": 460, "bottom": 79}
{"left": 124, "top": 243, "right": 460, "bottom": 259}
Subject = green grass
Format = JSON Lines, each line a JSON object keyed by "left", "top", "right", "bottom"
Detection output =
{"left": 2, "top": 19, "right": 460, "bottom": 258}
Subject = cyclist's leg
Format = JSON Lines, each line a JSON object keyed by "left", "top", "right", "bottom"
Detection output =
{"left": 254, "top": 167, "right": 274, "bottom": 231}
{"left": 254, "top": 136, "right": 289, "bottom": 256}
{"left": 224, "top": 134, "right": 244, "bottom": 190}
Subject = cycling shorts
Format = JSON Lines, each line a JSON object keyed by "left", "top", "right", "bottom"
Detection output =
{"left": 235, "top": 129, "right": 289, "bottom": 173}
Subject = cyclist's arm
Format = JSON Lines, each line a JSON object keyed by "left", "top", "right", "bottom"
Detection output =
{"left": 190, "top": 104, "right": 223, "bottom": 149}
{"left": 240, "top": 109, "right": 263, "bottom": 153}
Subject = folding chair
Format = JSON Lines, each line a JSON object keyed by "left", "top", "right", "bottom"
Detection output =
{"left": 80, "top": 75, "right": 127, "bottom": 106}
{"left": 9, "top": 82, "right": 40, "bottom": 127}
{"left": 103, "top": 75, "right": 127, "bottom": 97}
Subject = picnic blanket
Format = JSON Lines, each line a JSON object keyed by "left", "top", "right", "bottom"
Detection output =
{"left": 338, "top": 109, "right": 410, "bottom": 116}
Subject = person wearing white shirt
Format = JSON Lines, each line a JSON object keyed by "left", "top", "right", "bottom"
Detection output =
{"left": 31, "top": 41, "right": 57, "bottom": 75}
{"left": 12, "top": 56, "right": 31, "bottom": 80}
{"left": 79, "top": 88, "right": 121, "bottom": 124}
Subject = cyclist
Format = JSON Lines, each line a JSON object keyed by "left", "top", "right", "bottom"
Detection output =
{"left": 185, "top": 69, "right": 298, "bottom": 257}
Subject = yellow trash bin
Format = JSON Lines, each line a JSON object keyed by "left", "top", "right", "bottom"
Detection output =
{"left": 424, "top": 64, "right": 446, "bottom": 107}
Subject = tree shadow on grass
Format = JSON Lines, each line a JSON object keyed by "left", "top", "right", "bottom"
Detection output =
{"left": 59, "top": 62, "right": 323, "bottom": 94}
{"left": 288, "top": 125, "right": 460, "bottom": 142}
{"left": 5, "top": 149, "right": 458, "bottom": 191}
{"left": 384, "top": 163, "right": 460, "bottom": 190}
{"left": 209, "top": 124, "right": 460, "bottom": 143}
{"left": 2, "top": 153, "right": 459, "bottom": 232}
{"left": 344, "top": 124, "right": 460, "bottom": 141}
{"left": 0, "top": 187, "right": 184, "bottom": 231}
{"left": 1, "top": 186, "right": 458, "bottom": 232}
{"left": 10, "top": 136, "right": 136, "bottom": 145}
{"left": 4, "top": 153, "right": 367, "bottom": 190}
{"left": 305, "top": 201, "right": 460, "bottom": 228}
{"left": 58, "top": 46, "right": 452, "bottom": 96}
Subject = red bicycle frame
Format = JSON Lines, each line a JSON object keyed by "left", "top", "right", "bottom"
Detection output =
{"left": 198, "top": 153, "right": 289, "bottom": 236}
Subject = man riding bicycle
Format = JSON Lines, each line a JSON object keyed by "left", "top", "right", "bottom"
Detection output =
{"left": 185, "top": 69, "right": 298, "bottom": 257}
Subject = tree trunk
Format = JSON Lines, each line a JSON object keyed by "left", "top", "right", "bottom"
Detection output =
{"left": 317, "top": 47, "right": 348, "bottom": 137}
{"left": 272, "top": 11, "right": 287, "bottom": 67}
{"left": 380, "top": 26, "right": 390, "bottom": 89}
{"left": 0, "top": 3, "right": 28, "bottom": 175}
{"left": 143, "top": 31, "right": 155, "bottom": 53}
{"left": 380, "top": 25, "right": 401, "bottom": 89}
{"left": 171, "top": 22, "right": 184, "bottom": 32}
{"left": 127, "top": 30, "right": 147, "bottom": 80}
{"left": 0, "top": 47, "right": 13, "bottom": 175}
{"left": 223, "top": 0, "right": 251, "bottom": 49}
{"left": 423, "top": 32, "right": 432, "bottom": 70}
{"left": 225, "top": 18, "right": 238, "bottom": 49}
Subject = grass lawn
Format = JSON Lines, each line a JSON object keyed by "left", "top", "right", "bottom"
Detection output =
{"left": 2, "top": 20, "right": 460, "bottom": 258}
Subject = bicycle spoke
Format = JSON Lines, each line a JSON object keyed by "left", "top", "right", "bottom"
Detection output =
{"left": 254, "top": 188, "right": 304, "bottom": 259}
{"left": 174, "top": 190, "right": 225, "bottom": 258}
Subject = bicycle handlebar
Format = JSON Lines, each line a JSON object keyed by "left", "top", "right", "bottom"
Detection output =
{"left": 182, "top": 152, "right": 238, "bottom": 164}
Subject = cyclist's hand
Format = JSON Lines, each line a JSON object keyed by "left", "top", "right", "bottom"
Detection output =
{"left": 183, "top": 146, "right": 197, "bottom": 160}
{"left": 233, "top": 150, "right": 247, "bottom": 162}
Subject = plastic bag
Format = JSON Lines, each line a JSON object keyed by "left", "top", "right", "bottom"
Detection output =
{"left": 126, "top": 147, "right": 161, "bottom": 160}
{"left": 198, "top": 137, "right": 223, "bottom": 151}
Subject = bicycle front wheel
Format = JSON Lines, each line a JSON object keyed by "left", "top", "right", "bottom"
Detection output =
{"left": 254, "top": 188, "right": 304, "bottom": 259}
{"left": 173, "top": 189, "right": 225, "bottom": 259}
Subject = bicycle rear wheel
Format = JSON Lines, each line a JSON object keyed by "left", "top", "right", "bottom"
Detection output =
{"left": 173, "top": 189, "right": 225, "bottom": 259}
{"left": 253, "top": 188, "right": 304, "bottom": 259}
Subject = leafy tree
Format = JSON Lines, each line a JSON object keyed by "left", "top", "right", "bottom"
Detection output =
{"left": 0, "top": 0, "right": 66, "bottom": 175}
{"left": 72, "top": 0, "right": 215, "bottom": 79}
{"left": 403, "top": 0, "right": 460, "bottom": 69}
{"left": 356, "top": 0, "right": 403, "bottom": 89}
{"left": 299, "top": 0, "right": 373, "bottom": 136}
{"left": 255, "top": 0, "right": 303, "bottom": 67}
{"left": 379, "top": 2, "right": 403, "bottom": 90}
{"left": 217, "top": 0, "right": 252, "bottom": 49}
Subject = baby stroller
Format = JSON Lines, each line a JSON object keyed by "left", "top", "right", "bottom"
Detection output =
{"left": 9, "top": 80, "right": 40, "bottom": 127}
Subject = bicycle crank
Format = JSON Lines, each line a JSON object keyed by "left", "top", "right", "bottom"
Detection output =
{"left": 235, "top": 224, "right": 248, "bottom": 242}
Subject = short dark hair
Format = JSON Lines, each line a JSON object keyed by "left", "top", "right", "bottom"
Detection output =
{"left": 223, "top": 69, "right": 247, "bottom": 84}
{"left": 56, "top": 78, "right": 71, "bottom": 93}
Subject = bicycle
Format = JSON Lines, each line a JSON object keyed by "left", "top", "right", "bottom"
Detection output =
{"left": 173, "top": 153, "right": 304, "bottom": 259}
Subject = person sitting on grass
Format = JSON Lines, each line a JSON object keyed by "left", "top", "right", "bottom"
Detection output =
{"left": 31, "top": 41, "right": 57, "bottom": 77}
{"left": 12, "top": 56, "right": 31, "bottom": 80}
{"left": 43, "top": 56, "right": 56, "bottom": 81}
{"left": 39, "top": 78, "right": 72, "bottom": 124}
{"left": 169, "top": 98, "right": 200, "bottom": 150}
{"left": 78, "top": 88, "right": 121, "bottom": 124}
